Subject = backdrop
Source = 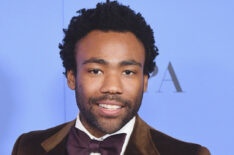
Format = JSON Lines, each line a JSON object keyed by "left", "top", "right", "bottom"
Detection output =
{"left": 1, "top": 0, "right": 233, "bottom": 154}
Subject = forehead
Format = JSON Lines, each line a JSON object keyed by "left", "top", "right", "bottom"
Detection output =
{"left": 75, "top": 30, "right": 145, "bottom": 65}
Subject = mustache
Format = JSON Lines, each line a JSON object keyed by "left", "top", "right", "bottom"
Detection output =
{"left": 89, "top": 95, "right": 131, "bottom": 107}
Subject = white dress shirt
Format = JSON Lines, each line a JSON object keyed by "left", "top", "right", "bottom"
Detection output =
{"left": 75, "top": 114, "right": 136, "bottom": 155}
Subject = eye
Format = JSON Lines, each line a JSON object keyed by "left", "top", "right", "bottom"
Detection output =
{"left": 123, "top": 70, "right": 135, "bottom": 76}
{"left": 88, "top": 69, "right": 103, "bottom": 75}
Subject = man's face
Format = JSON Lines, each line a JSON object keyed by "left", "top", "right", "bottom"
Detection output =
{"left": 67, "top": 30, "right": 148, "bottom": 137}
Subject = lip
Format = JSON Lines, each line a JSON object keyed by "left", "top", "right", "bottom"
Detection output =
{"left": 97, "top": 100, "right": 124, "bottom": 106}
{"left": 96, "top": 100, "right": 125, "bottom": 117}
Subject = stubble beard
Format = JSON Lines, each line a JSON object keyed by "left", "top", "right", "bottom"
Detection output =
{"left": 75, "top": 87, "right": 144, "bottom": 135}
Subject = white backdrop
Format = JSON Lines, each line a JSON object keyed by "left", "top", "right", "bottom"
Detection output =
{"left": 0, "top": 0, "right": 234, "bottom": 154}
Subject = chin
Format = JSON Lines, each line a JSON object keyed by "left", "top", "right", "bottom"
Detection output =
{"left": 95, "top": 115, "right": 131, "bottom": 134}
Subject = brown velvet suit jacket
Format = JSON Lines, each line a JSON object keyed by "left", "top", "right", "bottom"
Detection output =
{"left": 12, "top": 115, "right": 210, "bottom": 155}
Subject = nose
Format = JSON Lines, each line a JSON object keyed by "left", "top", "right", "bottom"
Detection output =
{"left": 100, "top": 73, "right": 123, "bottom": 94}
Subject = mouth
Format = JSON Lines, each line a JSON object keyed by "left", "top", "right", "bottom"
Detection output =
{"left": 98, "top": 104, "right": 122, "bottom": 110}
{"left": 96, "top": 101, "right": 125, "bottom": 117}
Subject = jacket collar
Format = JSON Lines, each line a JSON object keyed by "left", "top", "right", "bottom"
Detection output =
{"left": 124, "top": 115, "right": 160, "bottom": 155}
{"left": 41, "top": 115, "right": 160, "bottom": 155}
{"left": 41, "top": 120, "right": 75, "bottom": 154}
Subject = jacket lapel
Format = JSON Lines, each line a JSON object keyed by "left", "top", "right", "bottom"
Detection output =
{"left": 40, "top": 116, "right": 160, "bottom": 155}
{"left": 41, "top": 120, "right": 75, "bottom": 155}
{"left": 124, "top": 115, "right": 160, "bottom": 155}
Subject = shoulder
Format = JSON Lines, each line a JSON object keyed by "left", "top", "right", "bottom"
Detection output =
{"left": 12, "top": 121, "right": 72, "bottom": 155}
{"left": 18, "top": 121, "right": 69, "bottom": 144}
{"left": 149, "top": 127, "right": 210, "bottom": 155}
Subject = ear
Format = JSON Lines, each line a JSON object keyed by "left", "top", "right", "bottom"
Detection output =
{"left": 67, "top": 70, "right": 76, "bottom": 90}
{"left": 143, "top": 75, "right": 148, "bottom": 92}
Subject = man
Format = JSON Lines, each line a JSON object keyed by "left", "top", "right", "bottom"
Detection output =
{"left": 12, "top": 1, "right": 210, "bottom": 155}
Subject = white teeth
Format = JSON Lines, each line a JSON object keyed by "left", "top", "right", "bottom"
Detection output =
{"left": 99, "top": 104, "right": 121, "bottom": 110}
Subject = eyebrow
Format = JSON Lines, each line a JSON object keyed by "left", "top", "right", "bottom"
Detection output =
{"left": 82, "top": 58, "right": 142, "bottom": 67}
{"left": 120, "top": 60, "right": 142, "bottom": 67}
{"left": 82, "top": 58, "right": 107, "bottom": 65}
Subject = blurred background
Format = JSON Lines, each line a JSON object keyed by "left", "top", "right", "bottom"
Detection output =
{"left": 0, "top": 0, "right": 234, "bottom": 154}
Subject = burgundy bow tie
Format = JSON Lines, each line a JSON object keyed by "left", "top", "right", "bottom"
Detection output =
{"left": 66, "top": 126, "right": 126, "bottom": 155}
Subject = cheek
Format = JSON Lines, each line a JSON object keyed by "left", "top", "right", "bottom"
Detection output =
{"left": 122, "top": 77, "right": 144, "bottom": 98}
{"left": 77, "top": 74, "right": 103, "bottom": 96}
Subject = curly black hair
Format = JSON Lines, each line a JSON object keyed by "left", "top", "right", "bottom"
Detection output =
{"left": 59, "top": 1, "right": 159, "bottom": 77}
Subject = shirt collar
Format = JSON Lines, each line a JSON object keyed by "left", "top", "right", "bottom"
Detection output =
{"left": 75, "top": 113, "right": 136, "bottom": 141}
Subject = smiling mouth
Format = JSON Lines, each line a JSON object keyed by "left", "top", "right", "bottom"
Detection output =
{"left": 98, "top": 104, "right": 122, "bottom": 110}
{"left": 95, "top": 101, "right": 125, "bottom": 117}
